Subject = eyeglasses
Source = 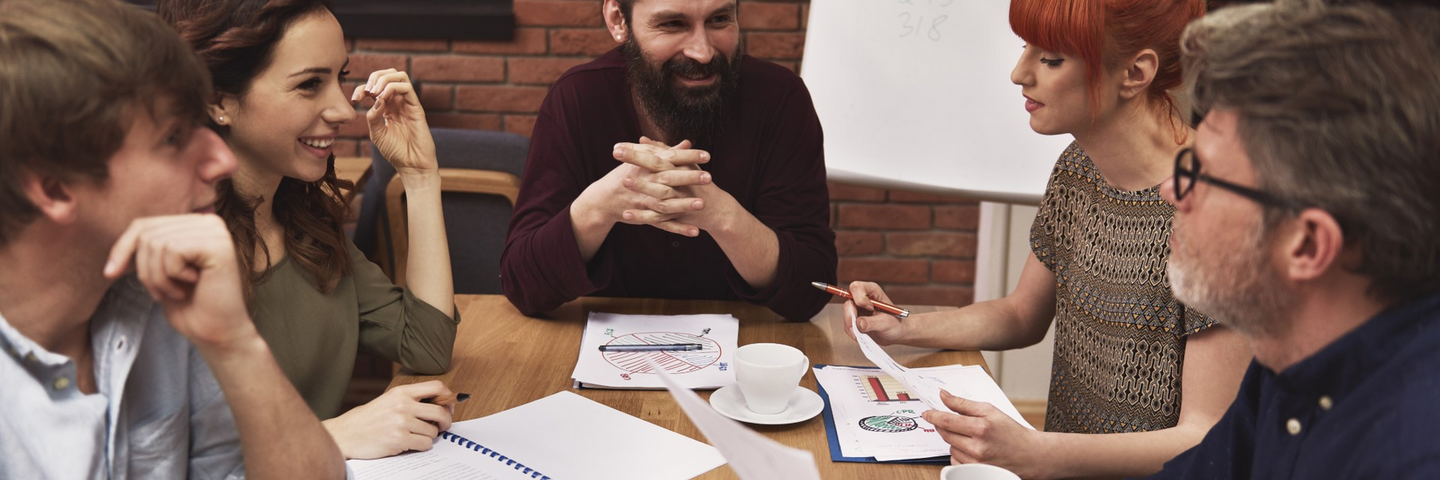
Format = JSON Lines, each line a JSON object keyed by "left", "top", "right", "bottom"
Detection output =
{"left": 1173, "top": 147, "right": 1296, "bottom": 209}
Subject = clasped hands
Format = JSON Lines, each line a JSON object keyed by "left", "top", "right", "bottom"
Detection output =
{"left": 584, "top": 136, "right": 736, "bottom": 237}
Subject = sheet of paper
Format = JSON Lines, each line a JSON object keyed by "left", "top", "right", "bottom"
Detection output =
{"left": 572, "top": 313, "right": 739, "bottom": 389}
{"left": 349, "top": 439, "right": 511, "bottom": 480}
{"left": 851, "top": 310, "right": 949, "bottom": 411}
{"left": 813, "top": 365, "right": 952, "bottom": 460}
{"left": 814, "top": 363, "right": 1035, "bottom": 462}
{"left": 848, "top": 311, "right": 1033, "bottom": 430}
{"left": 646, "top": 357, "right": 821, "bottom": 480}
{"left": 349, "top": 391, "right": 726, "bottom": 480}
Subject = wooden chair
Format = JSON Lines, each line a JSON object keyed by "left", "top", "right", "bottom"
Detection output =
{"left": 384, "top": 168, "right": 520, "bottom": 287}
{"left": 352, "top": 128, "right": 529, "bottom": 293}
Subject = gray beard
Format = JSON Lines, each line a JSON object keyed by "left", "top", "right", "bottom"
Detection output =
{"left": 1168, "top": 223, "right": 1295, "bottom": 338}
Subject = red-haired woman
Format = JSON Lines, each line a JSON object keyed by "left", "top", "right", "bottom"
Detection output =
{"left": 158, "top": 0, "right": 460, "bottom": 460}
{"left": 844, "top": 0, "right": 1250, "bottom": 477}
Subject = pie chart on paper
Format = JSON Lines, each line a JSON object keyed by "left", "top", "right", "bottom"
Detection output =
{"left": 601, "top": 332, "right": 723, "bottom": 374}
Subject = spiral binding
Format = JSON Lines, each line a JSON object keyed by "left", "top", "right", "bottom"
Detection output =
{"left": 439, "top": 431, "right": 552, "bottom": 480}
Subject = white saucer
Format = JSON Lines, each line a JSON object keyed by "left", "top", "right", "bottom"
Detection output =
{"left": 709, "top": 384, "right": 824, "bottom": 425}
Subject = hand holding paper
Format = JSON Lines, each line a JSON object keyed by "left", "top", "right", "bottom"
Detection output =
{"left": 848, "top": 311, "right": 1032, "bottom": 429}
{"left": 924, "top": 390, "right": 1047, "bottom": 478}
{"left": 849, "top": 310, "right": 949, "bottom": 411}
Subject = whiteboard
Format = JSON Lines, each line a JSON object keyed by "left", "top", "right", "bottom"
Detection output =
{"left": 801, "top": 0, "right": 1075, "bottom": 205}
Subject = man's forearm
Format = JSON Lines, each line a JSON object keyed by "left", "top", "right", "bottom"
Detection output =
{"left": 709, "top": 210, "right": 780, "bottom": 290}
{"left": 569, "top": 198, "right": 615, "bottom": 263}
{"left": 198, "top": 334, "right": 344, "bottom": 479}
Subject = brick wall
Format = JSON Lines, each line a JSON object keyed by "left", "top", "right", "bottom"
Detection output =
{"left": 341, "top": 0, "right": 979, "bottom": 408}
{"left": 339, "top": 0, "right": 978, "bottom": 309}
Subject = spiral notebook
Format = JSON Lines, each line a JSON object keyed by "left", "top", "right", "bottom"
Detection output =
{"left": 347, "top": 391, "right": 726, "bottom": 480}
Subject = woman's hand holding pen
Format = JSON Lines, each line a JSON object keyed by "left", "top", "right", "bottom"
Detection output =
{"left": 322, "top": 380, "right": 454, "bottom": 460}
{"left": 842, "top": 281, "right": 911, "bottom": 346}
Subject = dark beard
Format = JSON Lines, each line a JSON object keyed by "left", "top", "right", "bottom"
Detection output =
{"left": 621, "top": 36, "right": 743, "bottom": 149}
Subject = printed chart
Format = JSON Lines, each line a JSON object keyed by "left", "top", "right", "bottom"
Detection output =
{"left": 601, "top": 332, "right": 723, "bottom": 374}
{"left": 571, "top": 313, "right": 739, "bottom": 389}
{"left": 814, "top": 365, "right": 947, "bottom": 461}
{"left": 859, "top": 375, "right": 919, "bottom": 403}
{"left": 814, "top": 363, "right": 1033, "bottom": 462}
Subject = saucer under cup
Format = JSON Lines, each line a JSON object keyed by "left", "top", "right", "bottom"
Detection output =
{"left": 710, "top": 384, "right": 823, "bottom": 425}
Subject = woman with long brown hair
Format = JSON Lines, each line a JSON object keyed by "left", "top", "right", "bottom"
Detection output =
{"left": 844, "top": 0, "right": 1252, "bottom": 477}
{"left": 159, "top": 0, "right": 459, "bottom": 460}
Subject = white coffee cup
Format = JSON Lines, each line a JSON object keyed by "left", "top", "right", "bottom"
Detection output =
{"left": 734, "top": 343, "right": 809, "bottom": 415}
{"left": 939, "top": 464, "right": 1021, "bottom": 480}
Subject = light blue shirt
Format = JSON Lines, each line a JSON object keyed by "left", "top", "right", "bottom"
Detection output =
{"left": 0, "top": 276, "right": 244, "bottom": 479}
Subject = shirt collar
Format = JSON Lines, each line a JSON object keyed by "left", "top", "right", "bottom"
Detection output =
{"left": 0, "top": 276, "right": 153, "bottom": 368}
{"left": 1274, "top": 292, "right": 1440, "bottom": 398}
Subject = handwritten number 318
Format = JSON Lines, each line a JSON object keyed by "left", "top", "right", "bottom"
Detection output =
{"left": 899, "top": 13, "right": 947, "bottom": 41}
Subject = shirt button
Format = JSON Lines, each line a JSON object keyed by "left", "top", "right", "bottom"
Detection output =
{"left": 1286, "top": 418, "right": 1302, "bottom": 435}
{"left": 53, "top": 376, "right": 71, "bottom": 391}
{"left": 1319, "top": 396, "right": 1333, "bottom": 411}
{"left": 671, "top": 240, "right": 680, "bottom": 248}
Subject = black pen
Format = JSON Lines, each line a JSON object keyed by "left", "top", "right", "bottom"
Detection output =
{"left": 422, "top": 393, "right": 471, "bottom": 406}
{"left": 598, "top": 343, "right": 704, "bottom": 352}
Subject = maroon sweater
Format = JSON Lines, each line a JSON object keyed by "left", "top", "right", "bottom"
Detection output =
{"left": 499, "top": 49, "right": 837, "bottom": 321}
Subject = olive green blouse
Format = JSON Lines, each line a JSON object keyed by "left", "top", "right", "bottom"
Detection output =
{"left": 250, "top": 240, "right": 459, "bottom": 419}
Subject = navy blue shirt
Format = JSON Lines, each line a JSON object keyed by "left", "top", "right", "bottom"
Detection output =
{"left": 1143, "top": 293, "right": 1440, "bottom": 479}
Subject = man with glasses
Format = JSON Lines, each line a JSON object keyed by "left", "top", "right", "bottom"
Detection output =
{"left": 1143, "top": 3, "right": 1440, "bottom": 479}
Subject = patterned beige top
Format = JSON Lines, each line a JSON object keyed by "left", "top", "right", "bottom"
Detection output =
{"left": 1030, "top": 142, "right": 1216, "bottom": 434}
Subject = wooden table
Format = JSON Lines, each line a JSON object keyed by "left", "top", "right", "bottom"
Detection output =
{"left": 389, "top": 295, "right": 980, "bottom": 480}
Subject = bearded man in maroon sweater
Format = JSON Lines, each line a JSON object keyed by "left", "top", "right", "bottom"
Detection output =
{"left": 500, "top": 0, "right": 837, "bottom": 321}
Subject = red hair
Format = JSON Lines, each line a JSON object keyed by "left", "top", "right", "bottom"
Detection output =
{"left": 1010, "top": 0, "right": 1204, "bottom": 139}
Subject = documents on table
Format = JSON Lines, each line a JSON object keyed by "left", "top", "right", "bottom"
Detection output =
{"left": 849, "top": 310, "right": 1031, "bottom": 426}
{"left": 347, "top": 391, "right": 726, "bottom": 480}
{"left": 647, "top": 358, "right": 823, "bottom": 480}
{"left": 814, "top": 364, "right": 1030, "bottom": 463}
{"left": 813, "top": 311, "right": 1033, "bottom": 463}
{"left": 572, "top": 312, "right": 739, "bottom": 389}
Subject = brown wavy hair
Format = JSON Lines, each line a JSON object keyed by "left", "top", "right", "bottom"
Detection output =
{"left": 158, "top": 0, "right": 353, "bottom": 297}
{"left": 0, "top": 0, "right": 211, "bottom": 245}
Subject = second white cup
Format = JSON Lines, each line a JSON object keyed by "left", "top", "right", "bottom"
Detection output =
{"left": 939, "top": 464, "right": 1021, "bottom": 480}
{"left": 734, "top": 343, "right": 809, "bottom": 415}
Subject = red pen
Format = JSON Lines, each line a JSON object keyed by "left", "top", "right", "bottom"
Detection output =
{"left": 811, "top": 282, "right": 910, "bottom": 318}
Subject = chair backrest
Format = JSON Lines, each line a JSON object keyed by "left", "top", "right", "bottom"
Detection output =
{"left": 353, "top": 128, "right": 528, "bottom": 294}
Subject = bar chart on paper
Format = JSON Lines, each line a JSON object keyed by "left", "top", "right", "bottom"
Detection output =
{"left": 858, "top": 374, "right": 920, "bottom": 403}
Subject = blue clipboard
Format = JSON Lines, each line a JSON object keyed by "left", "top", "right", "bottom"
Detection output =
{"left": 813, "top": 364, "right": 950, "bottom": 464}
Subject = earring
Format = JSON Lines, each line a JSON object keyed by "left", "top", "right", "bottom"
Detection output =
{"left": 217, "top": 115, "right": 226, "bottom": 124}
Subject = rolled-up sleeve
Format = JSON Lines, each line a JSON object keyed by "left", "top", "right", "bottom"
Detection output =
{"left": 350, "top": 242, "right": 459, "bottom": 374}
{"left": 499, "top": 90, "right": 610, "bottom": 315}
{"left": 724, "top": 79, "right": 836, "bottom": 321}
